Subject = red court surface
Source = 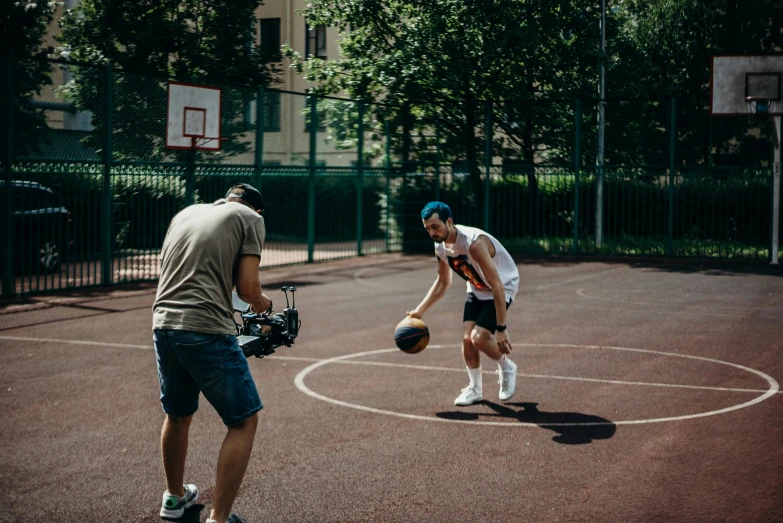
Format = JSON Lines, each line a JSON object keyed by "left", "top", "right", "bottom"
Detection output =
{"left": 1, "top": 254, "right": 782, "bottom": 522}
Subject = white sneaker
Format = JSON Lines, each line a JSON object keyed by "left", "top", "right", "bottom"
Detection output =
{"left": 498, "top": 359, "right": 518, "bottom": 401}
{"left": 160, "top": 483, "right": 199, "bottom": 519}
{"left": 454, "top": 385, "right": 483, "bottom": 406}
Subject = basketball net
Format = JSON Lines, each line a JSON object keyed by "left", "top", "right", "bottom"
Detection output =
{"left": 189, "top": 136, "right": 228, "bottom": 150}
{"left": 746, "top": 99, "right": 775, "bottom": 116}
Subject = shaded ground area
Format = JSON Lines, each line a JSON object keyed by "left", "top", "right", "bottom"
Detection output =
{"left": 1, "top": 254, "right": 782, "bottom": 522}
{"left": 8, "top": 239, "right": 389, "bottom": 295}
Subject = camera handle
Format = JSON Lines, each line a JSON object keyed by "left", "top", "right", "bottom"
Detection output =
{"left": 282, "top": 286, "right": 299, "bottom": 338}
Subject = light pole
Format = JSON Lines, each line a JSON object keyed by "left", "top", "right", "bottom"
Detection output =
{"left": 772, "top": 116, "right": 780, "bottom": 265}
{"left": 596, "top": 0, "right": 606, "bottom": 249}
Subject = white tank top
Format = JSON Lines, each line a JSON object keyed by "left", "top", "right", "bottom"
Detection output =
{"left": 435, "top": 225, "right": 519, "bottom": 302}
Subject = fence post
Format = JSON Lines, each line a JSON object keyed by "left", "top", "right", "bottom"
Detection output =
{"left": 307, "top": 93, "right": 317, "bottom": 263}
{"left": 484, "top": 100, "right": 492, "bottom": 231}
{"left": 573, "top": 99, "right": 582, "bottom": 255}
{"left": 596, "top": 106, "right": 605, "bottom": 250}
{"left": 101, "top": 64, "right": 113, "bottom": 287}
{"left": 255, "top": 86, "right": 265, "bottom": 189}
{"left": 184, "top": 148, "right": 195, "bottom": 206}
{"left": 435, "top": 121, "right": 441, "bottom": 201}
{"left": 385, "top": 120, "right": 391, "bottom": 252}
{"left": 668, "top": 97, "right": 677, "bottom": 257}
{"left": 2, "top": 53, "right": 14, "bottom": 298}
{"left": 771, "top": 116, "right": 781, "bottom": 265}
{"left": 356, "top": 100, "right": 364, "bottom": 256}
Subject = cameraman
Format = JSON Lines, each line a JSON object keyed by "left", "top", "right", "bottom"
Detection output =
{"left": 152, "top": 184, "right": 270, "bottom": 523}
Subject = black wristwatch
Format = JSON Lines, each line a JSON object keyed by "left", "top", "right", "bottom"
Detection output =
{"left": 496, "top": 324, "right": 507, "bottom": 332}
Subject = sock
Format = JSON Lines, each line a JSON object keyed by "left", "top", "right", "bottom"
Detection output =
{"left": 467, "top": 366, "right": 482, "bottom": 391}
{"left": 497, "top": 355, "right": 514, "bottom": 371}
{"left": 164, "top": 490, "right": 185, "bottom": 501}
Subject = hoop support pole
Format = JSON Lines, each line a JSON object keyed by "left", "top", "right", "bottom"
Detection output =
{"left": 772, "top": 115, "right": 781, "bottom": 265}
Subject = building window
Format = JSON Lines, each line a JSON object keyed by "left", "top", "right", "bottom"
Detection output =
{"left": 264, "top": 91, "right": 281, "bottom": 132}
{"left": 305, "top": 24, "right": 327, "bottom": 59}
{"left": 258, "top": 18, "right": 281, "bottom": 61}
{"left": 245, "top": 90, "right": 281, "bottom": 133}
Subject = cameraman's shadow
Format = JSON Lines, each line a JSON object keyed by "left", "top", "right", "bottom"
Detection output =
{"left": 161, "top": 503, "right": 205, "bottom": 522}
{"left": 436, "top": 402, "right": 616, "bottom": 444}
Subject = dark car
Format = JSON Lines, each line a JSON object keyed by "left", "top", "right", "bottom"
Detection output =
{"left": 2, "top": 181, "right": 72, "bottom": 273}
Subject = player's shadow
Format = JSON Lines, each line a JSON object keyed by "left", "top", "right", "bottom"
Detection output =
{"left": 161, "top": 503, "right": 205, "bottom": 522}
{"left": 436, "top": 402, "right": 616, "bottom": 444}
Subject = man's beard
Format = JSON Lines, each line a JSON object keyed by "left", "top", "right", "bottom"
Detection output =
{"left": 429, "top": 224, "right": 450, "bottom": 243}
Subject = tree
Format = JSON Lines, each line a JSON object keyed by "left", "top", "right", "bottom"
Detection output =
{"left": 609, "top": 0, "right": 783, "bottom": 167}
{"left": 0, "top": 0, "right": 59, "bottom": 158}
{"left": 57, "top": 0, "right": 280, "bottom": 161}
{"left": 288, "top": 0, "right": 603, "bottom": 193}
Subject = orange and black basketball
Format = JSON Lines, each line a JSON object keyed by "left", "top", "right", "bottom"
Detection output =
{"left": 393, "top": 317, "right": 429, "bottom": 354}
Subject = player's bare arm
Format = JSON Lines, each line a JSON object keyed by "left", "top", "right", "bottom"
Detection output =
{"left": 236, "top": 254, "right": 272, "bottom": 313}
{"left": 408, "top": 256, "right": 452, "bottom": 318}
{"left": 469, "top": 236, "right": 513, "bottom": 354}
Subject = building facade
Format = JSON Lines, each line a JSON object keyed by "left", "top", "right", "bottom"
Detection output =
{"left": 37, "top": 1, "right": 355, "bottom": 166}
{"left": 254, "top": 1, "right": 352, "bottom": 167}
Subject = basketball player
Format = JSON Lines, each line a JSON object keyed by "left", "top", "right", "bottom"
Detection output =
{"left": 407, "top": 202, "right": 519, "bottom": 406}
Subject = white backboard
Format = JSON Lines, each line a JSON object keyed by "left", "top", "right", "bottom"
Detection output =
{"left": 711, "top": 55, "right": 783, "bottom": 116}
{"left": 166, "top": 81, "right": 223, "bottom": 150}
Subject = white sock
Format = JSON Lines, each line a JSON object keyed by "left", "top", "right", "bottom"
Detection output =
{"left": 497, "top": 355, "right": 514, "bottom": 371}
{"left": 467, "top": 366, "right": 482, "bottom": 391}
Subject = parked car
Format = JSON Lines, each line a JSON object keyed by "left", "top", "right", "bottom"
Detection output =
{"left": 1, "top": 181, "right": 72, "bottom": 273}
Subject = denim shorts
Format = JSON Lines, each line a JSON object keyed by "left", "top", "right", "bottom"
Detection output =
{"left": 153, "top": 329, "right": 263, "bottom": 426}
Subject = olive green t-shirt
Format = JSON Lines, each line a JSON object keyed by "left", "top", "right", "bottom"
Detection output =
{"left": 152, "top": 199, "right": 266, "bottom": 334}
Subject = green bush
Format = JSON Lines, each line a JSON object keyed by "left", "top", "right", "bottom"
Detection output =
{"left": 392, "top": 167, "right": 774, "bottom": 256}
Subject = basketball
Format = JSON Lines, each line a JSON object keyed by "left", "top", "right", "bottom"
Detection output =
{"left": 393, "top": 317, "right": 429, "bottom": 354}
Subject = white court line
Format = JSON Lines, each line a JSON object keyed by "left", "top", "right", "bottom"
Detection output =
{"left": 535, "top": 266, "right": 627, "bottom": 290}
{"left": 575, "top": 288, "right": 746, "bottom": 318}
{"left": 266, "top": 354, "right": 781, "bottom": 394}
{"left": 356, "top": 263, "right": 626, "bottom": 291}
{"left": 1, "top": 336, "right": 780, "bottom": 397}
{"left": 353, "top": 266, "right": 395, "bottom": 289}
{"left": 0, "top": 335, "right": 151, "bottom": 350}
{"left": 3, "top": 336, "right": 781, "bottom": 424}
{"left": 294, "top": 344, "right": 780, "bottom": 427}
{"left": 324, "top": 359, "right": 775, "bottom": 394}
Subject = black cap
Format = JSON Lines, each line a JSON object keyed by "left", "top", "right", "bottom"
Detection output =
{"left": 225, "top": 183, "right": 265, "bottom": 213}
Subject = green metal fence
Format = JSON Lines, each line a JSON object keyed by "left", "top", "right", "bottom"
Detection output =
{"left": 1, "top": 57, "right": 781, "bottom": 298}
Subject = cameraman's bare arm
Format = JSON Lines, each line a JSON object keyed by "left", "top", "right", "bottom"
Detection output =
{"left": 408, "top": 258, "right": 452, "bottom": 318}
{"left": 236, "top": 255, "right": 271, "bottom": 312}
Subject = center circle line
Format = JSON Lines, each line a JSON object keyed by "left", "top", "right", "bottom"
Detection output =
{"left": 293, "top": 344, "right": 780, "bottom": 427}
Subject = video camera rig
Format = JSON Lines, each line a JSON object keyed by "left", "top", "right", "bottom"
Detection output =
{"left": 233, "top": 286, "right": 300, "bottom": 359}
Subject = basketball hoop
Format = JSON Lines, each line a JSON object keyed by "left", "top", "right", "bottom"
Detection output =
{"left": 166, "top": 81, "right": 225, "bottom": 151}
{"left": 711, "top": 55, "right": 783, "bottom": 266}
{"left": 711, "top": 56, "right": 783, "bottom": 116}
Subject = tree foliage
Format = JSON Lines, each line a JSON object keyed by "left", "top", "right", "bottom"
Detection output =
{"left": 287, "top": 0, "right": 604, "bottom": 188}
{"left": 0, "top": 0, "right": 60, "bottom": 158}
{"left": 604, "top": 0, "right": 783, "bottom": 166}
{"left": 57, "top": 0, "right": 280, "bottom": 161}
{"left": 290, "top": 0, "right": 783, "bottom": 170}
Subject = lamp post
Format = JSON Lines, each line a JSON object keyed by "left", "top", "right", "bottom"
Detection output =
{"left": 596, "top": 0, "right": 606, "bottom": 249}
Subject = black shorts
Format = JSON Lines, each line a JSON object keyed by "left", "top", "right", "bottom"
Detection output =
{"left": 462, "top": 292, "right": 512, "bottom": 333}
